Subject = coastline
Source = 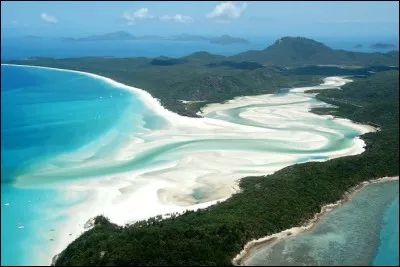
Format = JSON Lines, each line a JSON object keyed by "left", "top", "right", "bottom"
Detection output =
{"left": 1, "top": 63, "right": 284, "bottom": 133}
{"left": 1, "top": 64, "right": 379, "bottom": 266}
{"left": 232, "top": 176, "right": 399, "bottom": 266}
{"left": 0, "top": 63, "right": 193, "bottom": 126}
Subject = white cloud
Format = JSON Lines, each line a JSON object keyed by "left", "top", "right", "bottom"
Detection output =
{"left": 41, "top": 13, "right": 58, "bottom": 24}
{"left": 160, "top": 14, "right": 194, "bottom": 24}
{"left": 206, "top": 1, "right": 247, "bottom": 21}
{"left": 122, "top": 8, "right": 154, "bottom": 23}
{"left": 121, "top": 8, "right": 193, "bottom": 25}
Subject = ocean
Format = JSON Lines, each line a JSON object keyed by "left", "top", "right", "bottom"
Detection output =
{"left": 0, "top": 62, "right": 398, "bottom": 265}
{"left": 1, "top": 65, "right": 164, "bottom": 265}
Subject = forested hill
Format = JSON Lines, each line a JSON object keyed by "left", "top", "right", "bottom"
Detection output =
{"left": 230, "top": 36, "right": 399, "bottom": 66}
{"left": 53, "top": 70, "right": 399, "bottom": 266}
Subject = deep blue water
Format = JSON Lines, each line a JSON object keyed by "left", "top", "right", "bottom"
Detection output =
{"left": 1, "top": 37, "right": 398, "bottom": 60}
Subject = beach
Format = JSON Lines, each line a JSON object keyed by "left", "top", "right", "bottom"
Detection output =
{"left": 1, "top": 64, "right": 377, "bottom": 265}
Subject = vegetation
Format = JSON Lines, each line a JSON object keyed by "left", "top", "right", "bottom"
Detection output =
{"left": 232, "top": 37, "right": 399, "bottom": 66}
{"left": 52, "top": 70, "right": 398, "bottom": 266}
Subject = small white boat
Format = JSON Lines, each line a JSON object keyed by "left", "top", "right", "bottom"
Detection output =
{"left": 18, "top": 225, "right": 24, "bottom": 229}
{"left": 4, "top": 203, "right": 10, "bottom": 206}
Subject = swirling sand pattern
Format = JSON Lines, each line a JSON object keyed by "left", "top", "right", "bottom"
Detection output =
{"left": 2, "top": 65, "right": 376, "bottom": 265}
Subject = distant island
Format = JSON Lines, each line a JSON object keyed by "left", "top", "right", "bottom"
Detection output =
{"left": 60, "top": 31, "right": 249, "bottom": 45}
{"left": 370, "top": 43, "right": 397, "bottom": 49}
{"left": 168, "top": 33, "right": 208, "bottom": 42}
{"left": 208, "top": 35, "right": 249, "bottom": 45}
{"left": 168, "top": 33, "right": 249, "bottom": 45}
{"left": 62, "top": 31, "right": 136, "bottom": 42}
{"left": 137, "top": 35, "right": 166, "bottom": 41}
{"left": 354, "top": 44, "right": 363, "bottom": 48}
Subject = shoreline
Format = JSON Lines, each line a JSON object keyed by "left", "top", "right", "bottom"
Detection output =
{"left": 1, "top": 64, "right": 379, "bottom": 266}
{"left": 0, "top": 63, "right": 196, "bottom": 127}
{"left": 232, "top": 176, "right": 399, "bottom": 266}
{"left": 1, "top": 63, "right": 286, "bottom": 133}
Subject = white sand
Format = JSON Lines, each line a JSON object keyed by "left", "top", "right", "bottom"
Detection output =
{"left": 2, "top": 65, "right": 377, "bottom": 265}
{"left": 179, "top": 100, "right": 207, "bottom": 104}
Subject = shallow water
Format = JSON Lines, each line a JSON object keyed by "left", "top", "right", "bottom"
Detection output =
{"left": 1, "top": 65, "right": 378, "bottom": 265}
{"left": 243, "top": 181, "right": 399, "bottom": 266}
{"left": 1, "top": 65, "right": 163, "bottom": 265}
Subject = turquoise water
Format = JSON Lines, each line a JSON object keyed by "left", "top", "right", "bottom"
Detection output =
{"left": 0, "top": 65, "right": 165, "bottom": 265}
{"left": 373, "top": 195, "right": 399, "bottom": 266}
{"left": 2, "top": 65, "right": 141, "bottom": 181}
{"left": 244, "top": 181, "right": 399, "bottom": 266}
{"left": 1, "top": 184, "right": 87, "bottom": 266}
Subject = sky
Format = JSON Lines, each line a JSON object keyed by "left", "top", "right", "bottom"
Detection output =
{"left": 1, "top": 1, "right": 399, "bottom": 39}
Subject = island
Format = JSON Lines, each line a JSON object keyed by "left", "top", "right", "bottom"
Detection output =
{"left": 208, "top": 35, "right": 249, "bottom": 45}
{"left": 370, "top": 42, "right": 397, "bottom": 49}
{"left": 62, "top": 31, "right": 136, "bottom": 42}
{"left": 168, "top": 33, "right": 208, "bottom": 42}
{"left": 3, "top": 36, "right": 399, "bottom": 266}
{"left": 354, "top": 44, "right": 363, "bottom": 48}
{"left": 59, "top": 31, "right": 250, "bottom": 45}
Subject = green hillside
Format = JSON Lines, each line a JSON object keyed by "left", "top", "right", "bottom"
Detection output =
{"left": 231, "top": 36, "right": 399, "bottom": 66}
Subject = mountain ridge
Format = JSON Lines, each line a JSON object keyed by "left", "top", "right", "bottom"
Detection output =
{"left": 62, "top": 31, "right": 136, "bottom": 41}
{"left": 229, "top": 36, "right": 399, "bottom": 66}
{"left": 60, "top": 31, "right": 250, "bottom": 45}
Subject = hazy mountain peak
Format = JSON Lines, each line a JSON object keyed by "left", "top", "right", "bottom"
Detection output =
{"left": 271, "top": 36, "right": 328, "bottom": 48}
{"left": 232, "top": 36, "right": 398, "bottom": 66}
